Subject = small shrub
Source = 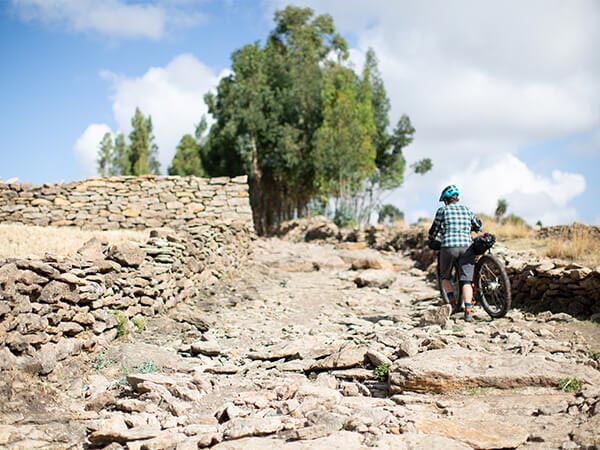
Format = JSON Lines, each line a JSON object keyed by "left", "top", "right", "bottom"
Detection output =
{"left": 113, "top": 311, "right": 128, "bottom": 337}
{"left": 557, "top": 377, "right": 581, "bottom": 393}
{"left": 466, "top": 386, "right": 482, "bottom": 396}
{"left": 373, "top": 363, "right": 391, "bottom": 382}
{"left": 92, "top": 351, "right": 113, "bottom": 371}
{"left": 132, "top": 315, "right": 145, "bottom": 333}
{"left": 342, "top": 418, "right": 354, "bottom": 431}
{"left": 280, "top": 279, "right": 288, "bottom": 288}
{"left": 136, "top": 360, "right": 158, "bottom": 374}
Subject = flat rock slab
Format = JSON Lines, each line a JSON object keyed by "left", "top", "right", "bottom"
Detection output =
{"left": 211, "top": 430, "right": 364, "bottom": 449}
{"left": 309, "top": 345, "right": 367, "bottom": 371}
{"left": 415, "top": 417, "right": 529, "bottom": 449}
{"left": 389, "top": 347, "right": 600, "bottom": 394}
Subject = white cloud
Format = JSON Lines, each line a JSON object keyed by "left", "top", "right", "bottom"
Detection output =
{"left": 74, "top": 124, "right": 112, "bottom": 177}
{"left": 392, "top": 152, "right": 585, "bottom": 226}
{"left": 80, "top": 54, "right": 222, "bottom": 172}
{"left": 10, "top": 0, "right": 208, "bottom": 39}
{"left": 266, "top": 0, "right": 600, "bottom": 224}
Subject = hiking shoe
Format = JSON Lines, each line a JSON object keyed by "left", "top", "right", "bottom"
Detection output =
{"left": 452, "top": 303, "right": 464, "bottom": 314}
{"left": 464, "top": 312, "right": 473, "bottom": 322}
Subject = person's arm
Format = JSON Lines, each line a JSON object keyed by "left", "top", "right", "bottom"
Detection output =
{"left": 471, "top": 212, "right": 482, "bottom": 232}
{"left": 428, "top": 207, "right": 444, "bottom": 239}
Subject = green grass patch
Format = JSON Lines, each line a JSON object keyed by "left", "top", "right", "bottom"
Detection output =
{"left": 452, "top": 325, "right": 464, "bottom": 333}
{"left": 557, "top": 377, "right": 581, "bottom": 393}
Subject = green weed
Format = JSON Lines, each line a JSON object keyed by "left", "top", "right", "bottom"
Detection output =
{"left": 91, "top": 351, "right": 113, "bottom": 371}
{"left": 113, "top": 311, "right": 128, "bottom": 337}
{"left": 280, "top": 279, "right": 288, "bottom": 288}
{"left": 466, "top": 386, "right": 482, "bottom": 396}
{"left": 557, "top": 377, "right": 581, "bottom": 393}
{"left": 132, "top": 315, "right": 145, "bottom": 333}
{"left": 373, "top": 363, "right": 391, "bottom": 382}
{"left": 136, "top": 360, "right": 158, "bottom": 374}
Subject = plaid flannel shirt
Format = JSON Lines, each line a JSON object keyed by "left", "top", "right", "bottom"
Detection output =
{"left": 429, "top": 204, "right": 482, "bottom": 248}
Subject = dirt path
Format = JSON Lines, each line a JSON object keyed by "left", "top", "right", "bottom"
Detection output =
{"left": 1, "top": 238, "right": 599, "bottom": 449}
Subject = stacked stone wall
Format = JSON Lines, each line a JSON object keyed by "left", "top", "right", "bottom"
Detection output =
{"left": 0, "top": 176, "right": 255, "bottom": 364}
{"left": 0, "top": 175, "right": 252, "bottom": 230}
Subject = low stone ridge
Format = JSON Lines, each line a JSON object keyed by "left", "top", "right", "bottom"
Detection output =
{"left": 389, "top": 347, "right": 600, "bottom": 394}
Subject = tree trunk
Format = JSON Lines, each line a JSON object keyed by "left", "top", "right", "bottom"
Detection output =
{"left": 250, "top": 131, "right": 265, "bottom": 235}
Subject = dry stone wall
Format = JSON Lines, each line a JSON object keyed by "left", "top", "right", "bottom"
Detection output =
{"left": 0, "top": 175, "right": 252, "bottom": 230}
{"left": 0, "top": 176, "right": 255, "bottom": 365}
{"left": 390, "top": 229, "right": 600, "bottom": 319}
{"left": 495, "top": 249, "right": 600, "bottom": 317}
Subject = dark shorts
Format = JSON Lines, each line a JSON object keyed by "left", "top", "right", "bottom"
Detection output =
{"left": 439, "top": 246, "right": 476, "bottom": 282}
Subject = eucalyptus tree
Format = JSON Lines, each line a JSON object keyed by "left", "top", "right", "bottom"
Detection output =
{"left": 129, "top": 107, "right": 160, "bottom": 176}
{"left": 97, "top": 132, "right": 113, "bottom": 177}
{"left": 168, "top": 134, "right": 204, "bottom": 176}
{"left": 111, "top": 133, "right": 129, "bottom": 176}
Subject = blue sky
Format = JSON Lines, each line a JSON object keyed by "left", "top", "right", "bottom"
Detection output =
{"left": 1, "top": 0, "right": 599, "bottom": 226}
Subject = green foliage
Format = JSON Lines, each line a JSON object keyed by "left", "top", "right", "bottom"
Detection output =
{"left": 113, "top": 311, "right": 128, "bottom": 338}
{"left": 333, "top": 201, "right": 358, "bottom": 228}
{"left": 129, "top": 108, "right": 160, "bottom": 175}
{"left": 411, "top": 158, "right": 432, "bottom": 175}
{"left": 97, "top": 132, "right": 113, "bottom": 177}
{"left": 92, "top": 350, "right": 113, "bottom": 371}
{"left": 132, "top": 315, "right": 145, "bottom": 334}
{"left": 111, "top": 133, "right": 130, "bottom": 176}
{"left": 373, "top": 362, "right": 391, "bottom": 382}
{"left": 280, "top": 279, "right": 288, "bottom": 288}
{"left": 168, "top": 134, "right": 204, "bottom": 176}
{"left": 495, "top": 199, "right": 508, "bottom": 222}
{"left": 98, "top": 107, "right": 161, "bottom": 176}
{"left": 378, "top": 204, "right": 404, "bottom": 225}
{"left": 136, "top": 360, "right": 158, "bottom": 374}
{"left": 557, "top": 377, "right": 581, "bottom": 393}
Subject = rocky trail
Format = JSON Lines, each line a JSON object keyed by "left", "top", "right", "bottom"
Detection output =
{"left": 2, "top": 237, "right": 600, "bottom": 449}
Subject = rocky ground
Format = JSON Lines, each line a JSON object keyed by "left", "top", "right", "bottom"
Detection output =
{"left": 1, "top": 237, "right": 600, "bottom": 449}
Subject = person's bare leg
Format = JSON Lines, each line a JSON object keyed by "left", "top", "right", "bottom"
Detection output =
{"left": 442, "top": 279, "right": 458, "bottom": 311}
{"left": 462, "top": 283, "right": 473, "bottom": 321}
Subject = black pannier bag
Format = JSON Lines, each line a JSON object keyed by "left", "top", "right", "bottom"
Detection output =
{"left": 427, "top": 238, "right": 442, "bottom": 251}
{"left": 471, "top": 232, "right": 496, "bottom": 255}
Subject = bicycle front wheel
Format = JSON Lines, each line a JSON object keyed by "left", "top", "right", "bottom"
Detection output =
{"left": 474, "top": 254, "right": 511, "bottom": 318}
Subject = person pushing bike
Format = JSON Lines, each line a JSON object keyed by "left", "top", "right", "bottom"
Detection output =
{"left": 428, "top": 185, "right": 482, "bottom": 322}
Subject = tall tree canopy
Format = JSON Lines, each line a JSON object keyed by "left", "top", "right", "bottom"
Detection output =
{"left": 200, "top": 6, "right": 428, "bottom": 234}
{"left": 96, "top": 107, "right": 161, "bottom": 177}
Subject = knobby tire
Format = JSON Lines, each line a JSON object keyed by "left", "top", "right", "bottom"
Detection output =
{"left": 474, "top": 254, "right": 511, "bottom": 318}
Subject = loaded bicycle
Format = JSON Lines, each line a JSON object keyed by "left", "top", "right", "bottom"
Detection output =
{"left": 434, "top": 233, "right": 512, "bottom": 319}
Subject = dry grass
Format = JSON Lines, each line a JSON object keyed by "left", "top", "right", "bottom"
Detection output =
{"left": 479, "top": 214, "right": 533, "bottom": 240}
{"left": 0, "top": 224, "right": 147, "bottom": 259}
{"left": 544, "top": 226, "right": 600, "bottom": 267}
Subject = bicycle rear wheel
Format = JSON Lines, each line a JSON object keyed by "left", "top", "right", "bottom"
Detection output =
{"left": 437, "top": 253, "right": 461, "bottom": 307}
{"left": 474, "top": 254, "right": 511, "bottom": 318}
